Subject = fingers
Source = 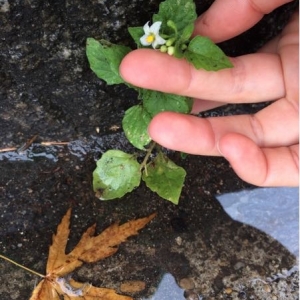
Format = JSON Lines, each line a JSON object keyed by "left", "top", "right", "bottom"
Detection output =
{"left": 278, "top": 13, "right": 299, "bottom": 103}
{"left": 148, "top": 98, "right": 298, "bottom": 154}
{"left": 194, "top": 0, "right": 294, "bottom": 43}
{"left": 218, "top": 133, "right": 299, "bottom": 186}
{"left": 120, "top": 49, "right": 285, "bottom": 103}
{"left": 191, "top": 99, "right": 225, "bottom": 113}
{"left": 148, "top": 110, "right": 299, "bottom": 186}
{"left": 148, "top": 112, "right": 217, "bottom": 155}
{"left": 254, "top": 99, "right": 299, "bottom": 147}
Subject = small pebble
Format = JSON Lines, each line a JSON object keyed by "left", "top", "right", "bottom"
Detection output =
{"left": 264, "top": 284, "right": 271, "bottom": 293}
{"left": 183, "top": 290, "right": 199, "bottom": 300}
{"left": 175, "top": 236, "right": 182, "bottom": 246}
{"left": 234, "top": 261, "right": 245, "bottom": 270}
{"left": 179, "top": 278, "right": 195, "bottom": 290}
{"left": 224, "top": 287, "right": 233, "bottom": 294}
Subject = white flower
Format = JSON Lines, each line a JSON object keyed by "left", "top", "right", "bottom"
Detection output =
{"left": 140, "top": 21, "right": 166, "bottom": 49}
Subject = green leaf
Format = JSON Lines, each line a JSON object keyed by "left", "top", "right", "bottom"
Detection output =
{"left": 140, "top": 89, "right": 193, "bottom": 116}
{"left": 128, "top": 26, "right": 144, "bottom": 48}
{"left": 184, "top": 36, "right": 233, "bottom": 71}
{"left": 86, "top": 38, "right": 131, "bottom": 85}
{"left": 93, "top": 150, "right": 141, "bottom": 200}
{"left": 153, "top": 0, "right": 197, "bottom": 35}
{"left": 122, "top": 105, "right": 152, "bottom": 150}
{"left": 142, "top": 152, "right": 186, "bottom": 204}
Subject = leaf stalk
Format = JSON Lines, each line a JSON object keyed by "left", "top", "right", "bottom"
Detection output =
{"left": 140, "top": 141, "right": 157, "bottom": 175}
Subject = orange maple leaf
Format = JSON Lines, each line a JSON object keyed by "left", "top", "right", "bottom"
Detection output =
{"left": 3, "top": 209, "right": 155, "bottom": 300}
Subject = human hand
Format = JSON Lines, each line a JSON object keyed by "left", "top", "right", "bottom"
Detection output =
{"left": 120, "top": 0, "right": 299, "bottom": 187}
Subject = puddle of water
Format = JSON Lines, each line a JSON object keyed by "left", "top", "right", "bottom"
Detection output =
{"left": 142, "top": 273, "right": 185, "bottom": 300}
{"left": 0, "top": 133, "right": 129, "bottom": 163}
{"left": 217, "top": 187, "right": 299, "bottom": 257}
{"left": 0, "top": 145, "right": 61, "bottom": 162}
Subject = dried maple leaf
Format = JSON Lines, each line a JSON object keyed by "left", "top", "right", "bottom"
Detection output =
{"left": 29, "top": 209, "right": 156, "bottom": 300}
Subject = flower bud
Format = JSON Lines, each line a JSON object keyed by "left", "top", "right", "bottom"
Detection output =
{"left": 167, "top": 20, "right": 177, "bottom": 33}
{"left": 181, "top": 44, "right": 187, "bottom": 51}
{"left": 166, "top": 38, "right": 175, "bottom": 47}
{"left": 160, "top": 45, "right": 168, "bottom": 53}
{"left": 167, "top": 46, "right": 175, "bottom": 56}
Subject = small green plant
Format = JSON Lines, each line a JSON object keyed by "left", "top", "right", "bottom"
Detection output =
{"left": 86, "top": 0, "right": 232, "bottom": 204}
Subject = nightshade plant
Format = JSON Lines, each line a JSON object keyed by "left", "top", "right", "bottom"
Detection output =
{"left": 86, "top": 0, "right": 233, "bottom": 204}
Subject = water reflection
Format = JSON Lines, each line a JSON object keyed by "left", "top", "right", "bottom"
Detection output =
{"left": 216, "top": 187, "right": 299, "bottom": 257}
{"left": 142, "top": 273, "right": 185, "bottom": 300}
{"left": 0, "top": 146, "right": 60, "bottom": 162}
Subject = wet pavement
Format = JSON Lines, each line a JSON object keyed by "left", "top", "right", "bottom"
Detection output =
{"left": 0, "top": 0, "right": 299, "bottom": 299}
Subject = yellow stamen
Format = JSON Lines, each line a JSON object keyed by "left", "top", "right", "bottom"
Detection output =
{"left": 146, "top": 34, "right": 155, "bottom": 43}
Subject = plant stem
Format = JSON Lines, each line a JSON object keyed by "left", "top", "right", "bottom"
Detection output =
{"left": 0, "top": 254, "right": 44, "bottom": 278}
{"left": 140, "top": 141, "right": 157, "bottom": 176}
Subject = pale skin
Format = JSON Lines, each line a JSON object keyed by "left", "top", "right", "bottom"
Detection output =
{"left": 120, "top": 0, "right": 299, "bottom": 187}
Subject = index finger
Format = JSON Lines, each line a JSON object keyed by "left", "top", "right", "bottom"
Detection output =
{"left": 195, "top": 0, "right": 294, "bottom": 42}
{"left": 119, "top": 49, "right": 285, "bottom": 103}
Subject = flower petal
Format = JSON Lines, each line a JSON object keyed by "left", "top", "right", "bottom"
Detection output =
{"left": 140, "top": 34, "right": 151, "bottom": 46}
{"left": 149, "top": 21, "right": 162, "bottom": 34}
{"left": 143, "top": 21, "right": 151, "bottom": 34}
{"left": 152, "top": 35, "right": 166, "bottom": 49}
{"left": 140, "top": 21, "right": 166, "bottom": 49}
